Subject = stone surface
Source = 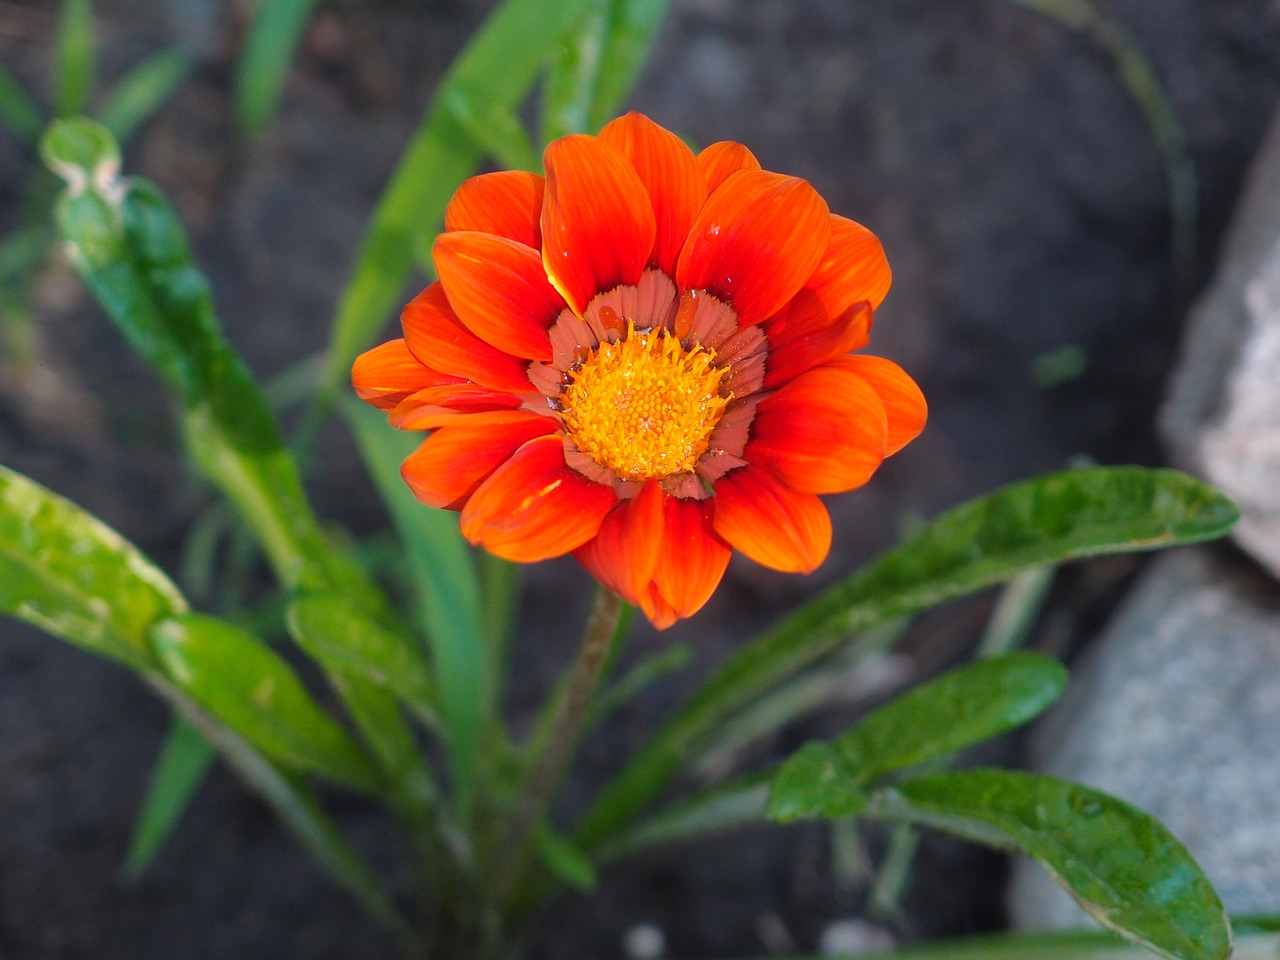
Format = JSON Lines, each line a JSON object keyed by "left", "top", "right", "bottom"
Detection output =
{"left": 1010, "top": 548, "right": 1280, "bottom": 928}
{"left": 1163, "top": 107, "right": 1280, "bottom": 581}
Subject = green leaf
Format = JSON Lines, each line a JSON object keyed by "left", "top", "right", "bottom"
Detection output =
{"left": 233, "top": 0, "right": 321, "bottom": 134}
{"left": 869, "top": 770, "right": 1231, "bottom": 960}
{"left": 768, "top": 653, "right": 1066, "bottom": 822}
{"left": 54, "top": 0, "right": 95, "bottom": 118}
{"left": 541, "top": 0, "right": 671, "bottom": 141}
{"left": 766, "top": 742, "right": 869, "bottom": 823}
{"left": 316, "top": 0, "right": 595, "bottom": 406}
{"left": 586, "top": 0, "right": 672, "bottom": 130}
{"left": 535, "top": 825, "right": 598, "bottom": 892}
{"left": 286, "top": 593, "right": 438, "bottom": 728}
{"left": 40, "top": 116, "right": 119, "bottom": 187}
{"left": 769, "top": 930, "right": 1279, "bottom": 960}
{"left": 123, "top": 714, "right": 215, "bottom": 876}
{"left": 150, "top": 613, "right": 382, "bottom": 793}
{"left": 153, "top": 679, "right": 415, "bottom": 950}
{"left": 342, "top": 398, "right": 486, "bottom": 811}
{"left": 575, "top": 467, "right": 1237, "bottom": 850}
{"left": 598, "top": 771, "right": 772, "bottom": 862}
{"left": 0, "top": 62, "right": 45, "bottom": 146}
{"left": 0, "top": 463, "right": 186, "bottom": 670}
{"left": 98, "top": 50, "right": 191, "bottom": 142}
{"left": 835, "top": 652, "right": 1067, "bottom": 785}
{"left": 442, "top": 88, "right": 539, "bottom": 172}
{"left": 44, "top": 119, "right": 394, "bottom": 617}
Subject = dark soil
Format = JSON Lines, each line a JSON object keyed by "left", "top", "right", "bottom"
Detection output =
{"left": 2, "top": 0, "right": 1279, "bottom": 957}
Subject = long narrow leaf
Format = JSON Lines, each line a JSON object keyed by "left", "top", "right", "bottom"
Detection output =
{"left": 317, "top": 0, "right": 595, "bottom": 406}
{"left": 767, "top": 653, "right": 1067, "bottom": 822}
{"left": 773, "top": 930, "right": 1280, "bottom": 960}
{"left": 150, "top": 613, "right": 383, "bottom": 794}
{"left": 54, "top": 0, "right": 95, "bottom": 118}
{"left": 342, "top": 399, "right": 486, "bottom": 813}
{"left": 0, "top": 63, "right": 45, "bottom": 146}
{"left": 98, "top": 50, "right": 191, "bottom": 142}
{"left": 151, "top": 677, "right": 416, "bottom": 951}
{"left": 575, "top": 467, "right": 1237, "bottom": 850}
{"left": 541, "top": 0, "right": 671, "bottom": 141}
{"left": 42, "top": 118, "right": 395, "bottom": 618}
{"left": 867, "top": 770, "right": 1231, "bottom": 960}
{"left": 123, "top": 714, "right": 215, "bottom": 876}
{"left": 0, "top": 463, "right": 186, "bottom": 671}
{"left": 287, "top": 593, "right": 439, "bottom": 729}
{"left": 234, "top": 0, "right": 322, "bottom": 134}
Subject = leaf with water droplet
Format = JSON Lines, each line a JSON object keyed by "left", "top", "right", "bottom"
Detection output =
{"left": 866, "top": 769, "right": 1231, "bottom": 960}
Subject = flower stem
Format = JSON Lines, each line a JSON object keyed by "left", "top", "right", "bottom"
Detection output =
{"left": 498, "top": 586, "right": 624, "bottom": 896}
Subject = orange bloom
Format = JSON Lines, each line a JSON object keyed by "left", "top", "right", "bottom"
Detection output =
{"left": 353, "top": 113, "right": 925, "bottom": 628}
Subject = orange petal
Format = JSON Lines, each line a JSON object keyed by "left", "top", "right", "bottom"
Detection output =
{"left": 434, "top": 231, "right": 563, "bottom": 361}
{"left": 637, "top": 584, "right": 680, "bottom": 631}
{"left": 649, "top": 496, "right": 730, "bottom": 625}
{"left": 541, "top": 134, "right": 657, "bottom": 313}
{"left": 444, "top": 170, "right": 545, "bottom": 249}
{"left": 392, "top": 405, "right": 538, "bottom": 432}
{"left": 677, "top": 170, "right": 831, "bottom": 328}
{"left": 805, "top": 214, "right": 892, "bottom": 314}
{"left": 763, "top": 301, "right": 873, "bottom": 389}
{"left": 401, "top": 283, "right": 533, "bottom": 394}
{"left": 747, "top": 364, "right": 888, "bottom": 494}
{"left": 712, "top": 467, "right": 832, "bottom": 573}
{"left": 401, "top": 414, "right": 558, "bottom": 510}
{"left": 697, "top": 141, "right": 762, "bottom": 194}
{"left": 352, "top": 338, "right": 462, "bottom": 411}
{"left": 460, "top": 434, "right": 616, "bottom": 562}
{"left": 599, "top": 112, "right": 706, "bottom": 276}
{"left": 573, "top": 479, "right": 664, "bottom": 603}
{"left": 828, "top": 354, "right": 927, "bottom": 456}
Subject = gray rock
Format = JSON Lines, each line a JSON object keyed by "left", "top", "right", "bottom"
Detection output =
{"left": 1163, "top": 109, "right": 1280, "bottom": 581}
{"left": 1010, "top": 548, "right": 1280, "bottom": 928}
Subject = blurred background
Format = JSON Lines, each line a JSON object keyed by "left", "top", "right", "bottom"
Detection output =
{"left": 2, "top": 1, "right": 1279, "bottom": 957}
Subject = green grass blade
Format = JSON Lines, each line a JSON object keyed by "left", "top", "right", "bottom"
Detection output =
{"left": 1002, "top": 0, "right": 1196, "bottom": 295}
{"left": 541, "top": 0, "right": 672, "bottom": 141}
{"left": 123, "top": 714, "right": 215, "bottom": 876}
{"left": 0, "top": 62, "right": 45, "bottom": 146}
{"left": 53, "top": 0, "right": 95, "bottom": 118}
{"left": 234, "top": 0, "right": 321, "bottom": 134}
{"left": 574, "top": 467, "right": 1237, "bottom": 850}
{"left": 342, "top": 398, "right": 486, "bottom": 814}
{"left": 316, "top": 0, "right": 595, "bottom": 410}
{"left": 98, "top": 50, "right": 191, "bottom": 142}
{"left": 152, "top": 677, "right": 417, "bottom": 951}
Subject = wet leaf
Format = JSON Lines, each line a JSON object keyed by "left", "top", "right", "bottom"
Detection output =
{"left": 576, "top": 467, "right": 1237, "bottom": 850}
{"left": 834, "top": 652, "right": 1067, "bottom": 784}
{"left": 870, "top": 770, "right": 1231, "bottom": 960}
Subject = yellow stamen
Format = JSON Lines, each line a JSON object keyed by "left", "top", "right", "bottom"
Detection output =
{"left": 561, "top": 323, "right": 731, "bottom": 481}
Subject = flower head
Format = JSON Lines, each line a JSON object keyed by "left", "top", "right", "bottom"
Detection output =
{"left": 353, "top": 113, "right": 925, "bottom": 628}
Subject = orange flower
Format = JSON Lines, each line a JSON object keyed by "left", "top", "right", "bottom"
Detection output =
{"left": 353, "top": 113, "right": 925, "bottom": 628}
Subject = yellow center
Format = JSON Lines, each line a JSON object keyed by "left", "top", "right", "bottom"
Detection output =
{"left": 561, "top": 323, "right": 731, "bottom": 481}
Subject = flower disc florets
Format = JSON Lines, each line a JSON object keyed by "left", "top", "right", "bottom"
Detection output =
{"left": 561, "top": 322, "right": 730, "bottom": 482}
